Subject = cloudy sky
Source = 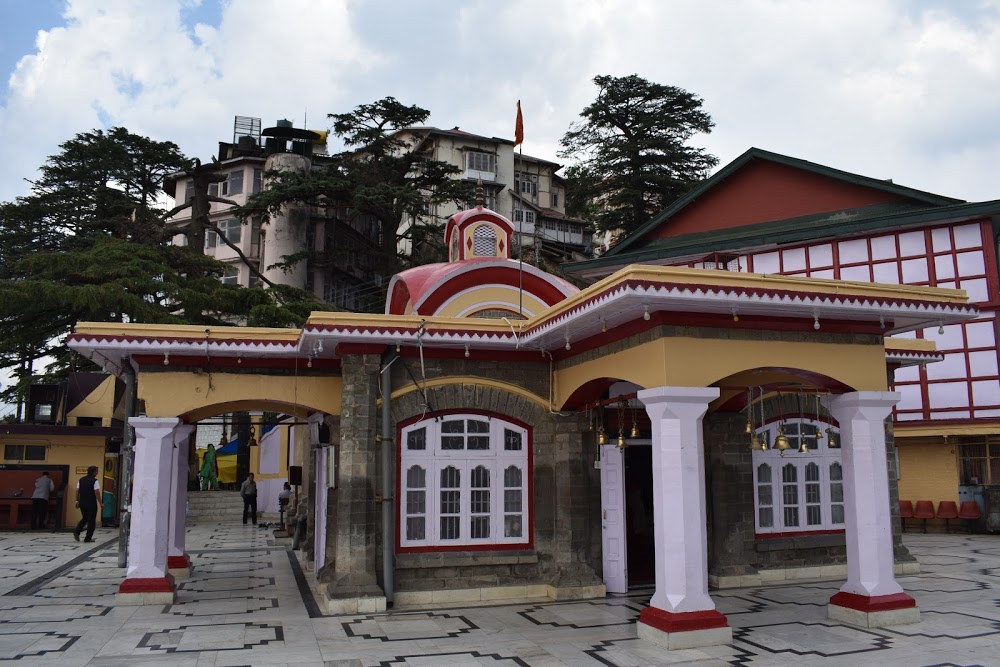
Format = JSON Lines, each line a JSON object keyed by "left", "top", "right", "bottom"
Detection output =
{"left": 2, "top": 0, "right": 1000, "bottom": 208}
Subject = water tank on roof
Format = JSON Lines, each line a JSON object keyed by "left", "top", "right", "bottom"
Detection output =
{"left": 277, "top": 119, "right": 293, "bottom": 128}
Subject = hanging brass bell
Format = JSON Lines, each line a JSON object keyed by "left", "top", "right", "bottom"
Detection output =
{"left": 827, "top": 430, "right": 838, "bottom": 448}
{"left": 630, "top": 423, "right": 640, "bottom": 438}
{"left": 744, "top": 419, "right": 753, "bottom": 434}
{"left": 798, "top": 439, "right": 809, "bottom": 454}
{"left": 774, "top": 425, "right": 791, "bottom": 456}
{"left": 617, "top": 433, "right": 627, "bottom": 450}
{"left": 597, "top": 428, "right": 609, "bottom": 446}
{"left": 750, "top": 433, "right": 764, "bottom": 451}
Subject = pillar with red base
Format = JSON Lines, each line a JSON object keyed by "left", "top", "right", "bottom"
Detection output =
{"left": 167, "top": 424, "right": 194, "bottom": 580}
{"left": 636, "top": 386, "right": 732, "bottom": 650}
{"left": 117, "top": 417, "right": 180, "bottom": 605}
{"left": 823, "top": 392, "right": 920, "bottom": 628}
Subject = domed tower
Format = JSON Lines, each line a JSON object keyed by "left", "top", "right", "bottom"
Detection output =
{"left": 386, "top": 197, "right": 578, "bottom": 319}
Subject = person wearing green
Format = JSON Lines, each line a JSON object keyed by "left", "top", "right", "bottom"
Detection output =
{"left": 200, "top": 443, "right": 219, "bottom": 491}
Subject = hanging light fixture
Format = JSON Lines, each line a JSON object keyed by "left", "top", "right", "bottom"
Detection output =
{"left": 597, "top": 406, "right": 609, "bottom": 445}
{"left": 773, "top": 392, "right": 791, "bottom": 456}
{"left": 797, "top": 393, "right": 809, "bottom": 454}
{"left": 616, "top": 397, "right": 627, "bottom": 449}
{"left": 247, "top": 426, "right": 258, "bottom": 448}
{"left": 750, "top": 386, "right": 766, "bottom": 451}
{"left": 629, "top": 398, "right": 640, "bottom": 438}
{"left": 815, "top": 393, "right": 824, "bottom": 441}
{"left": 744, "top": 387, "right": 754, "bottom": 435}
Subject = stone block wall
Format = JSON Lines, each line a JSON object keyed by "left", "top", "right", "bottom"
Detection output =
{"left": 389, "top": 355, "right": 603, "bottom": 594}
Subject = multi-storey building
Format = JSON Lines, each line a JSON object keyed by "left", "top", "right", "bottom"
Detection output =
{"left": 164, "top": 116, "right": 385, "bottom": 313}
{"left": 165, "top": 120, "right": 590, "bottom": 313}
{"left": 564, "top": 147, "right": 1000, "bottom": 530}
{"left": 397, "top": 127, "right": 592, "bottom": 264}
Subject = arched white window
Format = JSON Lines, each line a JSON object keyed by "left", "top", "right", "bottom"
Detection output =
{"left": 751, "top": 419, "right": 843, "bottom": 534}
{"left": 400, "top": 414, "right": 530, "bottom": 549}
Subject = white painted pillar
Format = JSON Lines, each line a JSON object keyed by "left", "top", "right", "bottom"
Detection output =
{"left": 118, "top": 417, "right": 180, "bottom": 604}
{"left": 823, "top": 391, "right": 918, "bottom": 626}
{"left": 167, "top": 424, "right": 195, "bottom": 577}
{"left": 635, "top": 386, "right": 731, "bottom": 649}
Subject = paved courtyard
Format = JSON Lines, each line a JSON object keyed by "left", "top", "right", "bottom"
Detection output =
{"left": 0, "top": 522, "right": 996, "bottom": 666}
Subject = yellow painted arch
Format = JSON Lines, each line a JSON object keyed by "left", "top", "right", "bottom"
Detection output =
{"left": 137, "top": 371, "right": 341, "bottom": 421}
{"left": 554, "top": 336, "right": 888, "bottom": 409}
{"left": 389, "top": 376, "right": 549, "bottom": 408}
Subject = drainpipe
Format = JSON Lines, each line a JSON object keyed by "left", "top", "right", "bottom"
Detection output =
{"left": 380, "top": 349, "right": 397, "bottom": 605}
{"left": 118, "top": 357, "right": 137, "bottom": 568}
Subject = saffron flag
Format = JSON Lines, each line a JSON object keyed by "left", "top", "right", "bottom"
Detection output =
{"left": 514, "top": 100, "right": 524, "bottom": 147}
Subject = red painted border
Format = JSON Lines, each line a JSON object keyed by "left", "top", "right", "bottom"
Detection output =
{"left": 829, "top": 591, "right": 916, "bottom": 612}
{"left": 132, "top": 354, "right": 340, "bottom": 371}
{"left": 166, "top": 555, "right": 190, "bottom": 569}
{"left": 755, "top": 528, "right": 845, "bottom": 539}
{"left": 118, "top": 575, "right": 176, "bottom": 594}
{"left": 396, "top": 409, "right": 534, "bottom": 554}
{"left": 638, "top": 606, "right": 729, "bottom": 633}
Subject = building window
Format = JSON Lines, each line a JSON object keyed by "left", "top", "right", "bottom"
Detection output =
{"left": 221, "top": 170, "right": 244, "bottom": 196}
{"left": 551, "top": 192, "right": 559, "bottom": 208}
{"left": 253, "top": 168, "right": 262, "bottom": 194}
{"left": 752, "top": 420, "right": 843, "bottom": 533}
{"left": 4, "top": 445, "right": 45, "bottom": 461}
{"left": 184, "top": 180, "right": 195, "bottom": 203}
{"left": 465, "top": 151, "right": 496, "bottom": 174}
{"left": 215, "top": 218, "right": 242, "bottom": 245}
{"left": 513, "top": 206, "right": 536, "bottom": 226}
{"left": 400, "top": 414, "right": 530, "bottom": 549}
{"left": 514, "top": 172, "right": 537, "bottom": 197}
{"left": 473, "top": 225, "right": 497, "bottom": 257}
{"left": 220, "top": 265, "right": 239, "bottom": 285}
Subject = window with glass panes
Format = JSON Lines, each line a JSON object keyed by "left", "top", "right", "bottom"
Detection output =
{"left": 752, "top": 420, "right": 844, "bottom": 533}
{"left": 400, "top": 414, "right": 529, "bottom": 549}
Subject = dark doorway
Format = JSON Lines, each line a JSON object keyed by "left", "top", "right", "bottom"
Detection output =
{"left": 624, "top": 446, "right": 655, "bottom": 586}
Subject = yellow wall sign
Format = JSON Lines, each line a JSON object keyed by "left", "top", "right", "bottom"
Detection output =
{"left": 75, "top": 466, "right": 90, "bottom": 474}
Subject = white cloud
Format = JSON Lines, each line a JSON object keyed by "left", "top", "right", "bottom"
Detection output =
{"left": 2, "top": 0, "right": 1000, "bottom": 204}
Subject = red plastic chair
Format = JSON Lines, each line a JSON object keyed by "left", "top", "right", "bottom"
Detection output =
{"left": 899, "top": 500, "right": 914, "bottom": 532}
{"left": 936, "top": 501, "right": 959, "bottom": 533}
{"left": 913, "top": 500, "right": 935, "bottom": 533}
{"left": 958, "top": 501, "right": 981, "bottom": 533}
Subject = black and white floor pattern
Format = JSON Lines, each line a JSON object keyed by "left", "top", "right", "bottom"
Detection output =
{"left": 0, "top": 525, "right": 996, "bottom": 665}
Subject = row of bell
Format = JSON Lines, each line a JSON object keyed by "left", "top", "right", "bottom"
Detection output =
{"left": 595, "top": 424, "right": 640, "bottom": 449}
{"left": 746, "top": 420, "right": 837, "bottom": 455}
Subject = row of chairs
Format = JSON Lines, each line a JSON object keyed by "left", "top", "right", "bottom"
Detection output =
{"left": 899, "top": 500, "right": 981, "bottom": 533}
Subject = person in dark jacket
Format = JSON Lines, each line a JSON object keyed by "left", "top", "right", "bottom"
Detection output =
{"left": 74, "top": 466, "right": 102, "bottom": 542}
{"left": 240, "top": 472, "right": 258, "bottom": 525}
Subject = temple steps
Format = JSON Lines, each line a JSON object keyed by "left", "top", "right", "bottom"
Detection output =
{"left": 186, "top": 491, "right": 245, "bottom": 521}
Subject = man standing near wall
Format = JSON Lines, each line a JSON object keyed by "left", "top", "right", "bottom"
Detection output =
{"left": 240, "top": 472, "right": 258, "bottom": 525}
{"left": 74, "top": 466, "right": 102, "bottom": 542}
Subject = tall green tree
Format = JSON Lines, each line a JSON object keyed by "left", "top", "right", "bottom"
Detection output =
{"left": 240, "top": 97, "right": 473, "bottom": 285}
{"left": 0, "top": 128, "right": 328, "bottom": 409}
{"left": 559, "top": 74, "right": 719, "bottom": 237}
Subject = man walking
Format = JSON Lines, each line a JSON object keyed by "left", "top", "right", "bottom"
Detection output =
{"left": 240, "top": 472, "right": 258, "bottom": 525}
{"left": 74, "top": 466, "right": 102, "bottom": 542}
{"left": 30, "top": 471, "right": 55, "bottom": 529}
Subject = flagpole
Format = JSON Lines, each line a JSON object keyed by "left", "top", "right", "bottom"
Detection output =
{"left": 515, "top": 101, "right": 524, "bottom": 319}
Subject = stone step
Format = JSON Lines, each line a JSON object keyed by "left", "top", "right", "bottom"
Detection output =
{"left": 187, "top": 492, "right": 245, "bottom": 519}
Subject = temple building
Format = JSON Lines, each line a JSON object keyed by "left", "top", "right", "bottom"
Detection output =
{"left": 68, "top": 200, "right": 975, "bottom": 648}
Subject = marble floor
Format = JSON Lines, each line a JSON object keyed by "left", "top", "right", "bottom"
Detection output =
{"left": 0, "top": 524, "right": 996, "bottom": 666}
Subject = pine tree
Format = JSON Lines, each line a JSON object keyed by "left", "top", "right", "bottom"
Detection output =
{"left": 559, "top": 74, "right": 719, "bottom": 237}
